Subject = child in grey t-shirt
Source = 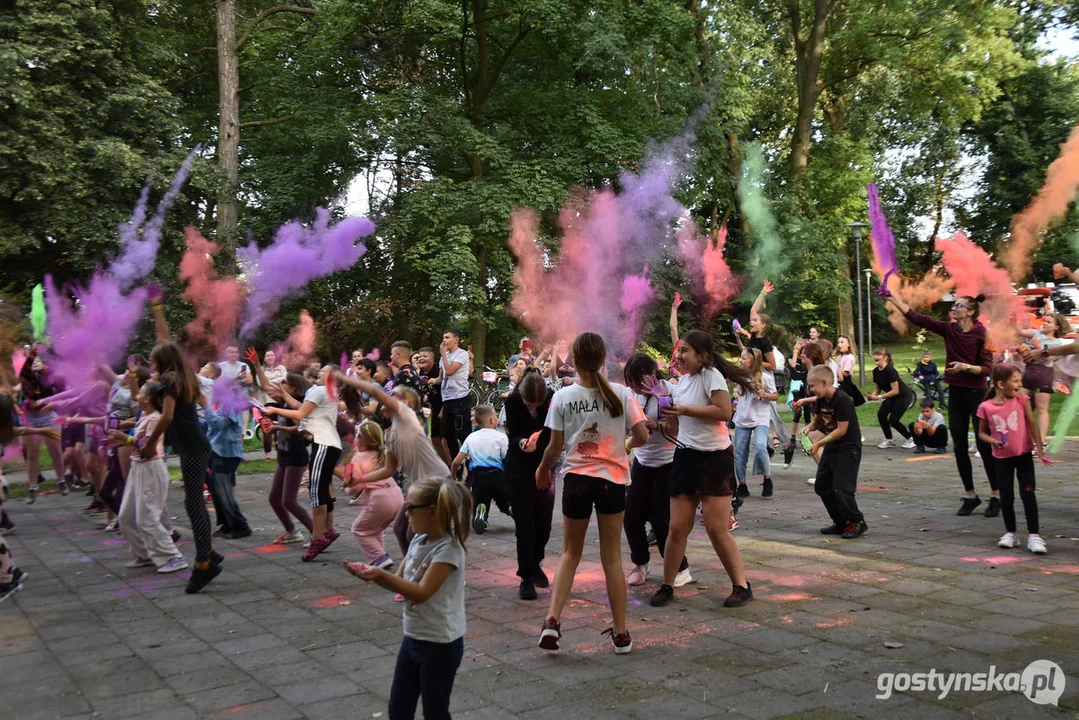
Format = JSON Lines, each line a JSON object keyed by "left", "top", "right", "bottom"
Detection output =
{"left": 343, "top": 478, "right": 472, "bottom": 718}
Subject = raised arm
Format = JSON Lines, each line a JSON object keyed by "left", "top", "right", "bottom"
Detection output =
{"left": 669, "top": 292, "right": 682, "bottom": 348}
{"left": 335, "top": 371, "right": 401, "bottom": 416}
{"left": 750, "top": 280, "right": 774, "bottom": 317}
{"left": 150, "top": 292, "right": 170, "bottom": 344}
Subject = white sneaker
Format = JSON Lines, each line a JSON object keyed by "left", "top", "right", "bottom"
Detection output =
{"left": 157, "top": 557, "right": 189, "bottom": 574}
{"left": 901, "top": 439, "right": 916, "bottom": 449}
{"left": 728, "top": 515, "right": 739, "bottom": 531}
{"left": 998, "top": 532, "right": 1017, "bottom": 549}
{"left": 974, "top": 450, "right": 981, "bottom": 458}
{"left": 968, "top": 442, "right": 977, "bottom": 454}
{"left": 277, "top": 529, "right": 305, "bottom": 544}
{"left": 806, "top": 476, "right": 816, "bottom": 485}
{"left": 627, "top": 563, "right": 649, "bottom": 587}
{"left": 877, "top": 439, "right": 896, "bottom": 449}
{"left": 126, "top": 557, "right": 154, "bottom": 568}
{"left": 1027, "top": 534, "right": 1047, "bottom": 554}
{"left": 673, "top": 568, "right": 695, "bottom": 588}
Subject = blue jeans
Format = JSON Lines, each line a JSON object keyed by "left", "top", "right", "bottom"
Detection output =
{"left": 733, "top": 425, "right": 771, "bottom": 484}
{"left": 208, "top": 455, "right": 248, "bottom": 532}
{"left": 389, "top": 635, "right": 464, "bottom": 720}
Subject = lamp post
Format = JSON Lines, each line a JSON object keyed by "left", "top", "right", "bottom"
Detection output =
{"left": 865, "top": 269, "right": 873, "bottom": 360}
{"left": 846, "top": 222, "right": 869, "bottom": 388}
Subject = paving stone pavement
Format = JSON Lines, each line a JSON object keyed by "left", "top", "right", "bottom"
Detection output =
{"left": 2, "top": 434, "right": 1077, "bottom": 719}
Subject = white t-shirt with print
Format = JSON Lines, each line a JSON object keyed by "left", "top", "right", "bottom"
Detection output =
{"left": 440, "top": 348, "right": 471, "bottom": 401}
{"left": 545, "top": 382, "right": 645, "bottom": 485}
{"left": 733, "top": 372, "right": 776, "bottom": 429}
{"left": 302, "top": 384, "right": 341, "bottom": 449}
{"left": 671, "top": 366, "right": 731, "bottom": 451}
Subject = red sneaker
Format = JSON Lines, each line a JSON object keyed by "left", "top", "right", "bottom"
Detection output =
{"left": 538, "top": 617, "right": 561, "bottom": 651}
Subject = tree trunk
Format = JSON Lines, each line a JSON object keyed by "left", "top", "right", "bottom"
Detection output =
{"left": 837, "top": 288, "right": 854, "bottom": 340}
{"left": 216, "top": 0, "right": 240, "bottom": 270}
{"left": 788, "top": 0, "right": 831, "bottom": 183}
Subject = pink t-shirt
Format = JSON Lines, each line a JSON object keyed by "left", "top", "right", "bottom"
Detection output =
{"left": 132, "top": 412, "right": 165, "bottom": 462}
{"left": 976, "top": 394, "right": 1033, "bottom": 459}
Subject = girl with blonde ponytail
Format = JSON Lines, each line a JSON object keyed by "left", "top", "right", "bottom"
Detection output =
{"left": 536, "top": 333, "right": 649, "bottom": 655}
{"left": 343, "top": 478, "right": 471, "bottom": 719}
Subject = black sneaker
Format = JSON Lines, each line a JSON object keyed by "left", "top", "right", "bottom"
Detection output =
{"left": 533, "top": 565, "right": 549, "bottom": 589}
{"left": 841, "top": 520, "right": 868, "bottom": 539}
{"left": 650, "top": 584, "right": 674, "bottom": 607}
{"left": 519, "top": 579, "right": 537, "bottom": 601}
{"left": 26, "top": 488, "right": 38, "bottom": 505}
{"left": 212, "top": 528, "right": 228, "bottom": 539}
{"left": 957, "top": 496, "right": 982, "bottom": 516}
{"left": 11, "top": 568, "right": 28, "bottom": 586}
{"left": 185, "top": 563, "right": 222, "bottom": 594}
{"left": 601, "top": 627, "right": 632, "bottom": 655}
{"left": 472, "top": 508, "right": 488, "bottom": 536}
{"left": 766, "top": 443, "right": 776, "bottom": 459}
{"left": 731, "top": 494, "right": 744, "bottom": 514}
{"left": 58, "top": 480, "right": 69, "bottom": 497}
{"left": 646, "top": 529, "right": 657, "bottom": 546}
{"left": 84, "top": 484, "right": 97, "bottom": 496}
{"left": 782, "top": 439, "right": 796, "bottom": 467}
{"left": 735, "top": 483, "right": 750, "bottom": 499}
{"left": 761, "top": 479, "right": 773, "bottom": 498}
{"left": 223, "top": 527, "right": 252, "bottom": 540}
{"left": 170, "top": 529, "right": 183, "bottom": 544}
{"left": 984, "top": 497, "right": 1001, "bottom": 518}
{"left": 210, "top": 550, "right": 225, "bottom": 566}
{"left": 724, "top": 582, "right": 753, "bottom": 607}
{"left": 0, "top": 578, "right": 23, "bottom": 602}
{"left": 820, "top": 524, "right": 843, "bottom": 535}
{"left": 539, "top": 617, "right": 561, "bottom": 651}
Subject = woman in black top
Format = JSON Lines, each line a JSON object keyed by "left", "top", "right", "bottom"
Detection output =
{"left": 145, "top": 301, "right": 221, "bottom": 594}
{"left": 867, "top": 347, "right": 916, "bottom": 449}
{"left": 502, "top": 369, "right": 554, "bottom": 600}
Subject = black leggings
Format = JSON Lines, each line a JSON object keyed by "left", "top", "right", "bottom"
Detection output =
{"left": 624, "top": 460, "right": 688, "bottom": 570}
{"left": 180, "top": 449, "right": 213, "bottom": 564}
{"left": 947, "top": 386, "right": 997, "bottom": 493}
{"left": 878, "top": 392, "right": 915, "bottom": 440}
{"left": 996, "top": 454, "right": 1039, "bottom": 534}
{"left": 507, "top": 469, "right": 554, "bottom": 579}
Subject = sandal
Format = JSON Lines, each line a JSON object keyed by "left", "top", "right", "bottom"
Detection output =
{"left": 302, "top": 536, "right": 328, "bottom": 562}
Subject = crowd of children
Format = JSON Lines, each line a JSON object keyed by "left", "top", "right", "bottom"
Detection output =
{"left": 2, "top": 279, "right": 1071, "bottom": 716}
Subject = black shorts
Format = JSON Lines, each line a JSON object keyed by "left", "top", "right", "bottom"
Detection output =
{"left": 61, "top": 424, "right": 86, "bottom": 450}
{"left": 562, "top": 473, "right": 626, "bottom": 519}
{"left": 1021, "top": 364, "right": 1054, "bottom": 394}
{"left": 669, "top": 446, "right": 736, "bottom": 498}
{"left": 308, "top": 443, "right": 342, "bottom": 512}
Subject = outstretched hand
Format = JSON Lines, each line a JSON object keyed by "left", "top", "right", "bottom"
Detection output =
{"left": 244, "top": 347, "right": 261, "bottom": 368}
{"left": 761, "top": 280, "right": 774, "bottom": 294}
{"left": 672, "top": 291, "right": 683, "bottom": 309}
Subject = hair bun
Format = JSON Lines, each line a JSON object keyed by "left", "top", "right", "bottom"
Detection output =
{"left": 974, "top": 294, "right": 986, "bottom": 304}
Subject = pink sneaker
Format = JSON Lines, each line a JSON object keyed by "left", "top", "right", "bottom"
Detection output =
{"left": 324, "top": 528, "right": 341, "bottom": 547}
{"left": 302, "top": 536, "right": 329, "bottom": 562}
{"left": 728, "top": 515, "right": 739, "bottom": 532}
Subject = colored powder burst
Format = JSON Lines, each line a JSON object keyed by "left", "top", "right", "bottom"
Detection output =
{"left": 238, "top": 208, "right": 374, "bottom": 338}
{"left": 212, "top": 375, "right": 249, "bottom": 416}
{"left": 1050, "top": 389, "right": 1078, "bottom": 453}
{"left": 935, "top": 232, "right": 1027, "bottom": 349}
{"left": 867, "top": 183, "right": 899, "bottom": 278}
{"left": 30, "top": 283, "right": 47, "bottom": 341}
{"left": 873, "top": 255, "right": 954, "bottom": 334}
{"left": 508, "top": 127, "right": 705, "bottom": 358}
{"left": 43, "top": 274, "right": 147, "bottom": 393}
{"left": 113, "top": 147, "right": 200, "bottom": 292}
{"left": 281, "top": 310, "right": 316, "bottom": 371}
{"left": 1006, "top": 123, "right": 1079, "bottom": 283}
{"left": 180, "top": 228, "right": 245, "bottom": 359}
{"left": 737, "top": 144, "right": 787, "bottom": 285}
{"left": 677, "top": 220, "right": 739, "bottom": 319}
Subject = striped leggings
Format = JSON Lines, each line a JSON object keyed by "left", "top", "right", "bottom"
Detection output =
{"left": 309, "top": 443, "right": 342, "bottom": 513}
{"left": 180, "top": 450, "right": 213, "bottom": 564}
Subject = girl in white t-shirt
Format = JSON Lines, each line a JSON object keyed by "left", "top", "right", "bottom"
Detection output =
{"left": 265, "top": 364, "right": 342, "bottom": 561}
{"left": 536, "top": 333, "right": 648, "bottom": 655}
{"left": 733, "top": 348, "right": 779, "bottom": 499}
{"left": 651, "top": 329, "right": 755, "bottom": 610}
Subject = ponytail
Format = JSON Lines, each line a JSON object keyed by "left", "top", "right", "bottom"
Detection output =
{"left": 572, "top": 332, "right": 623, "bottom": 418}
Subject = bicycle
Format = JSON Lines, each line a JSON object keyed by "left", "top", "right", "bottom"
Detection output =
{"left": 905, "top": 366, "right": 947, "bottom": 410}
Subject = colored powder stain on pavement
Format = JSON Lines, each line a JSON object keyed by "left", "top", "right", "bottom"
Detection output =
{"left": 960, "top": 555, "right": 1028, "bottom": 564}
{"left": 252, "top": 544, "right": 290, "bottom": 554}
{"left": 312, "top": 593, "right": 352, "bottom": 608}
